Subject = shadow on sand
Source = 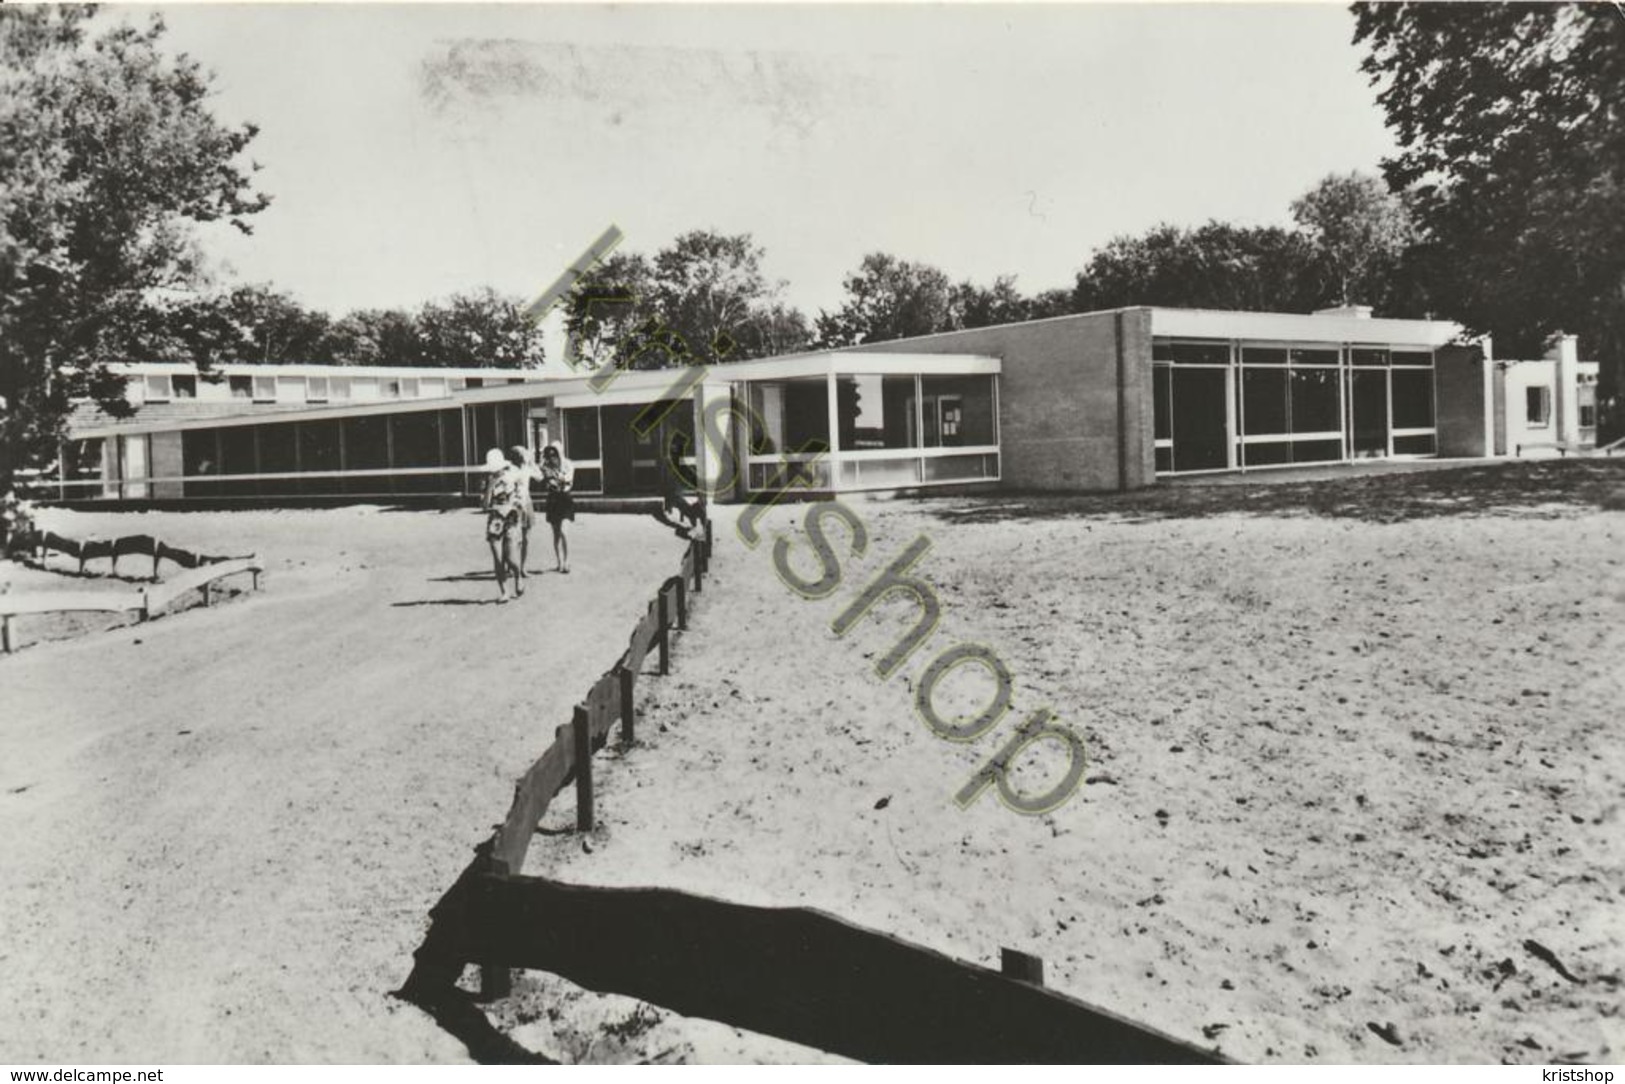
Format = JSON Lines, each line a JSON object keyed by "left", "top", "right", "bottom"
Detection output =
{"left": 922, "top": 459, "right": 1625, "bottom": 527}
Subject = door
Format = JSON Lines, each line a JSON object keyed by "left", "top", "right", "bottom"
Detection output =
{"left": 122, "top": 435, "right": 149, "bottom": 498}
{"left": 1349, "top": 370, "right": 1388, "bottom": 457}
{"left": 1170, "top": 368, "right": 1228, "bottom": 471}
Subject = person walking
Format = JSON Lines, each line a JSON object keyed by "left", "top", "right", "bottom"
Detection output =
{"left": 506, "top": 444, "right": 545, "bottom": 578}
{"left": 481, "top": 447, "right": 523, "bottom": 600}
{"left": 540, "top": 441, "right": 575, "bottom": 573}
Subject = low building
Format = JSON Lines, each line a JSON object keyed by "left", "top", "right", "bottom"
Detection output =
{"left": 1490, "top": 335, "right": 1600, "bottom": 457}
{"left": 54, "top": 306, "right": 1601, "bottom": 503}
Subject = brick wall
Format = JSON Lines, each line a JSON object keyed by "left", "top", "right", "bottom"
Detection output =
{"left": 1433, "top": 344, "right": 1489, "bottom": 457}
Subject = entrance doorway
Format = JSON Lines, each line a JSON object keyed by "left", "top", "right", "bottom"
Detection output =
{"left": 1169, "top": 368, "right": 1228, "bottom": 471}
{"left": 1349, "top": 370, "right": 1388, "bottom": 457}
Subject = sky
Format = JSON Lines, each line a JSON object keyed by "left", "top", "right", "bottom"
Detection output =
{"left": 139, "top": 2, "right": 1399, "bottom": 334}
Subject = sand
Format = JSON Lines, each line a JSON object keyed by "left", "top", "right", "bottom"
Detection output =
{"left": 1, "top": 505, "right": 683, "bottom": 1062}
{"left": 519, "top": 482, "right": 1625, "bottom": 1065}
{"left": 3, "top": 465, "right": 1622, "bottom": 1064}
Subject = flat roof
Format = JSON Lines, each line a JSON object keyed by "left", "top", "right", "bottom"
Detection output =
{"left": 1149, "top": 307, "right": 1468, "bottom": 348}
{"left": 71, "top": 351, "right": 998, "bottom": 437}
{"left": 110, "top": 362, "right": 550, "bottom": 381}
{"left": 546, "top": 351, "right": 999, "bottom": 408}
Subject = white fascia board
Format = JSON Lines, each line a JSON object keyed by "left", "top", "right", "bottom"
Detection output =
{"left": 698, "top": 350, "right": 998, "bottom": 381}
{"left": 106, "top": 362, "right": 553, "bottom": 381}
{"left": 1150, "top": 308, "right": 1468, "bottom": 348}
{"left": 69, "top": 393, "right": 470, "bottom": 439}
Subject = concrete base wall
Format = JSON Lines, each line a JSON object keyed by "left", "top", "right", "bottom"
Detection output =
{"left": 847, "top": 310, "right": 1156, "bottom": 492}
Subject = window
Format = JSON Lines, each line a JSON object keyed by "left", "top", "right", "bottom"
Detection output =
{"left": 328, "top": 377, "right": 351, "bottom": 401}
{"left": 1391, "top": 350, "right": 1434, "bottom": 368}
{"left": 1241, "top": 368, "right": 1289, "bottom": 434}
{"left": 1241, "top": 346, "right": 1289, "bottom": 366}
{"left": 1351, "top": 348, "right": 1390, "bottom": 367}
{"left": 562, "top": 407, "right": 602, "bottom": 461}
{"left": 1153, "top": 340, "right": 1229, "bottom": 365}
{"left": 172, "top": 374, "right": 197, "bottom": 399}
{"left": 401, "top": 377, "right": 420, "bottom": 399}
{"left": 1289, "top": 348, "right": 1340, "bottom": 367}
{"left": 252, "top": 376, "right": 277, "bottom": 402}
{"left": 1391, "top": 369, "right": 1435, "bottom": 430}
{"left": 464, "top": 377, "right": 484, "bottom": 390}
{"left": 836, "top": 374, "right": 917, "bottom": 451}
{"left": 144, "top": 375, "right": 172, "bottom": 402}
{"left": 1526, "top": 386, "right": 1552, "bottom": 428}
{"left": 921, "top": 374, "right": 997, "bottom": 447}
{"left": 1288, "top": 368, "right": 1340, "bottom": 433}
{"left": 230, "top": 376, "right": 253, "bottom": 400}
{"left": 1579, "top": 384, "right": 1597, "bottom": 429}
{"left": 307, "top": 377, "right": 330, "bottom": 402}
{"left": 382, "top": 379, "right": 402, "bottom": 398}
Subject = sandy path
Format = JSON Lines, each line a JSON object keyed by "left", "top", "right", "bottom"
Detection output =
{"left": 526, "top": 498, "right": 1625, "bottom": 1064}
{"left": 1, "top": 507, "right": 680, "bottom": 1062}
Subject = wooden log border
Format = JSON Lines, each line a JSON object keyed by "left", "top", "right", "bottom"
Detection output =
{"left": 398, "top": 519, "right": 1219, "bottom": 1064}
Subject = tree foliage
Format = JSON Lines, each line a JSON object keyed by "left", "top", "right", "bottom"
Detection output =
{"left": 815, "top": 253, "right": 956, "bottom": 346}
{"left": 1071, "top": 222, "right": 1330, "bottom": 314}
{"left": 563, "top": 231, "right": 809, "bottom": 370}
{"left": 0, "top": 5, "right": 270, "bottom": 488}
{"left": 1290, "top": 171, "right": 1415, "bottom": 307}
{"left": 415, "top": 288, "right": 546, "bottom": 369}
{"left": 1354, "top": 1, "right": 1625, "bottom": 433}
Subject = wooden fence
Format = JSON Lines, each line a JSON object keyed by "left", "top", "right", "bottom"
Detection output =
{"left": 13, "top": 528, "right": 244, "bottom": 581}
{"left": 2, "top": 528, "right": 264, "bottom": 654}
{"left": 396, "top": 515, "right": 1221, "bottom": 1064}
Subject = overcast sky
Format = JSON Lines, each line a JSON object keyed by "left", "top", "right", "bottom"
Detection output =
{"left": 141, "top": 2, "right": 1397, "bottom": 328}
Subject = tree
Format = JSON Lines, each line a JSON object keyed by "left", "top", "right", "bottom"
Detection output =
{"left": 415, "top": 288, "right": 546, "bottom": 369}
{"left": 1354, "top": 1, "right": 1625, "bottom": 436}
{"left": 734, "top": 302, "right": 812, "bottom": 360}
{"left": 219, "top": 285, "right": 334, "bottom": 365}
{"left": 326, "top": 307, "right": 422, "bottom": 367}
{"left": 1027, "top": 287, "right": 1078, "bottom": 321}
{"left": 1291, "top": 171, "right": 1415, "bottom": 308}
{"left": 0, "top": 5, "right": 270, "bottom": 493}
{"left": 816, "top": 253, "right": 956, "bottom": 346}
{"left": 949, "top": 274, "right": 1032, "bottom": 331}
{"left": 1071, "top": 222, "right": 1329, "bottom": 314}
{"left": 562, "top": 251, "right": 662, "bottom": 370}
{"left": 651, "top": 231, "right": 778, "bottom": 361}
{"left": 564, "top": 232, "right": 809, "bottom": 370}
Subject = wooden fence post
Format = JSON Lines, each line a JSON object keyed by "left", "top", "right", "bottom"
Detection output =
{"left": 691, "top": 540, "right": 703, "bottom": 594}
{"left": 2, "top": 615, "right": 12, "bottom": 655}
{"left": 1001, "top": 948, "right": 1045, "bottom": 986}
{"left": 479, "top": 854, "right": 513, "bottom": 1000}
{"left": 675, "top": 575, "right": 688, "bottom": 631}
{"left": 618, "top": 665, "right": 635, "bottom": 746}
{"left": 657, "top": 592, "right": 670, "bottom": 676}
{"left": 574, "top": 705, "right": 593, "bottom": 832}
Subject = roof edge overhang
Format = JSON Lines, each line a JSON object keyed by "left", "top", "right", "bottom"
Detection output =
{"left": 1149, "top": 307, "right": 1471, "bottom": 349}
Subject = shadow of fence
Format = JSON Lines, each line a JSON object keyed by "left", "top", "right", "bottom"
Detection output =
{"left": 395, "top": 516, "right": 1221, "bottom": 1064}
